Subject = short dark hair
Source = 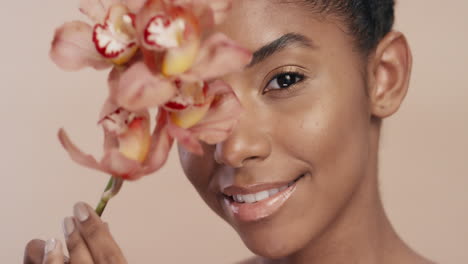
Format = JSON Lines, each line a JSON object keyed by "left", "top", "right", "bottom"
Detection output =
{"left": 303, "top": 0, "right": 395, "bottom": 54}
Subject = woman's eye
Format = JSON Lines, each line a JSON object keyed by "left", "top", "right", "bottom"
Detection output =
{"left": 264, "top": 72, "right": 304, "bottom": 93}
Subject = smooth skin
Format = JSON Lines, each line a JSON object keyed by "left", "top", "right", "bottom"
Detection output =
{"left": 24, "top": 1, "right": 435, "bottom": 263}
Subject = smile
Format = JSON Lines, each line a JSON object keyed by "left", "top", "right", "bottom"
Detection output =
{"left": 222, "top": 173, "right": 305, "bottom": 222}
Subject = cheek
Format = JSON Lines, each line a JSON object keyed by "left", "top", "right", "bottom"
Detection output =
{"left": 232, "top": 81, "right": 371, "bottom": 257}
{"left": 177, "top": 144, "right": 225, "bottom": 215}
{"left": 273, "top": 79, "right": 370, "bottom": 172}
{"left": 272, "top": 69, "right": 371, "bottom": 224}
{"left": 313, "top": 72, "right": 371, "bottom": 196}
{"left": 177, "top": 144, "right": 211, "bottom": 193}
{"left": 303, "top": 93, "right": 370, "bottom": 199}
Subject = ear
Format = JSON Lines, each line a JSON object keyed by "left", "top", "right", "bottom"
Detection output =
{"left": 367, "top": 31, "right": 413, "bottom": 118}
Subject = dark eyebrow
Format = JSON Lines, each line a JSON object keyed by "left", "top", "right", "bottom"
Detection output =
{"left": 247, "top": 33, "right": 315, "bottom": 68}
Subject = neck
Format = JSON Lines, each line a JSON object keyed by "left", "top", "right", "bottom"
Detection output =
{"left": 265, "top": 125, "right": 425, "bottom": 264}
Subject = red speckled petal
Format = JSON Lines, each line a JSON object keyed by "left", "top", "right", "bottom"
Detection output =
{"left": 135, "top": 0, "right": 167, "bottom": 49}
{"left": 92, "top": 4, "right": 139, "bottom": 65}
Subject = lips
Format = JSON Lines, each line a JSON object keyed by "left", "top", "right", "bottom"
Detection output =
{"left": 222, "top": 174, "right": 305, "bottom": 222}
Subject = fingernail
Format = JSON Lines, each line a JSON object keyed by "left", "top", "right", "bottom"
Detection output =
{"left": 62, "top": 217, "right": 75, "bottom": 237}
{"left": 44, "top": 238, "right": 56, "bottom": 254}
{"left": 74, "top": 202, "right": 89, "bottom": 222}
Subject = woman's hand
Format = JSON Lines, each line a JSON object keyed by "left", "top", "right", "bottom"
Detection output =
{"left": 24, "top": 202, "right": 127, "bottom": 264}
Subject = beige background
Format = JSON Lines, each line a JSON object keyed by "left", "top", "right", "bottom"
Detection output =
{"left": 1, "top": 0, "right": 467, "bottom": 263}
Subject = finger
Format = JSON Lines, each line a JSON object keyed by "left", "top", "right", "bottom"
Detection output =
{"left": 62, "top": 216, "right": 94, "bottom": 264}
{"left": 24, "top": 239, "right": 45, "bottom": 264}
{"left": 42, "top": 239, "right": 65, "bottom": 264}
{"left": 73, "top": 202, "right": 127, "bottom": 264}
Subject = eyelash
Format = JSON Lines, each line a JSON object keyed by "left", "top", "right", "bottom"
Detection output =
{"left": 263, "top": 71, "right": 306, "bottom": 94}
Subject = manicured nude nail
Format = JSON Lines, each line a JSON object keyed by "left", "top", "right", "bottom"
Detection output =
{"left": 44, "top": 238, "right": 56, "bottom": 254}
{"left": 74, "top": 202, "right": 89, "bottom": 222}
{"left": 62, "top": 217, "right": 75, "bottom": 237}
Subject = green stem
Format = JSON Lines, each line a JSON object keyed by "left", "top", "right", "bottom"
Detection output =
{"left": 95, "top": 195, "right": 111, "bottom": 217}
{"left": 95, "top": 176, "right": 123, "bottom": 217}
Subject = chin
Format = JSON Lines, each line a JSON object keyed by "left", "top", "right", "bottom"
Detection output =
{"left": 242, "top": 234, "right": 302, "bottom": 259}
{"left": 222, "top": 177, "right": 327, "bottom": 260}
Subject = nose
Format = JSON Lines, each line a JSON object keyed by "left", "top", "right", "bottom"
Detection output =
{"left": 214, "top": 112, "right": 271, "bottom": 168}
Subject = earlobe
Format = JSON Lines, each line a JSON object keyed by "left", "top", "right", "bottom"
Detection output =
{"left": 368, "top": 31, "right": 413, "bottom": 118}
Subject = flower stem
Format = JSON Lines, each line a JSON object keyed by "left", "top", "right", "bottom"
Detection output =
{"left": 95, "top": 197, "right": 109, "bottom": 217}
{"left": 95, "top": 176, "right": 123, "bottom": 217}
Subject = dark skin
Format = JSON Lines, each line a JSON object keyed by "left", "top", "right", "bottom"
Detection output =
{"left": 24, "top": 1, "right": 435, "bottom": 263}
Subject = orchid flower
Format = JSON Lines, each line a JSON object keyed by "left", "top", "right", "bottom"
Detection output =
{"left": 110, "top": 32, "right": 251, "bottom": 111}
{"left": 58, "top": 100, "right": 173, "bottom": 181}
{"left": 109, "top": 32, "right": 251, "bottom": 154}
{"left": 50, "top": 0, "right": 252, "bottom": 216}
{"left": 58, "top": 100, "right": 173, "bottom": 215}
{"left": 107, "top": 0, "right": 252, "bottom": 155}
{"left": 165, "top": 80, "right": 242, "bottom": 155}
{"left": 50, "top": 0, "right": 148, "bottom": 70}
{"left": 135, "top": 0, "right": 234, "bottom": 76}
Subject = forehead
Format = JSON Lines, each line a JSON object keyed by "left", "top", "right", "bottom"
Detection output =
{"left": 213, "top": 0, "right": 350, "bottom": 53}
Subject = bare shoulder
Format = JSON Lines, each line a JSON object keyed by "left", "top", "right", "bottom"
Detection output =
{"left": 414, "top": 259, "right": 438, "bottom": 264}
{"left": 234, "top": 256, "right": 263, "bottom": 264}
{"left": 405, "top": 253, "right": 438, "bottom": 264}
{"left": 420, "top": 259, "right": 438, "bottom": 264}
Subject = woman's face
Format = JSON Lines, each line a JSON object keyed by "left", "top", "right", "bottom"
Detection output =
{"left": 178, "top": 0, "right": 373, "bottom": 258}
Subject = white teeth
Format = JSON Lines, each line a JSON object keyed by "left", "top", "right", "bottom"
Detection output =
{"left": 268, "top": 188, "right": 279, "bottom": 196}
{"left": 243, "top": 194, "right": 256, "bottom": 203}
{"left": 255, "top": 191, "right": 269, "bottom": 202}
{"left": 230, "top": 182, "right": 294, "bottom": 204}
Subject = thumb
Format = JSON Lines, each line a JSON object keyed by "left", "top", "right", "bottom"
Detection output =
{"left": 24, "top": 239, "right": 45, "bottom": 264}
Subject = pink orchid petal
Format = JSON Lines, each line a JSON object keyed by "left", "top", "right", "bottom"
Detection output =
{"left": 103, "top": 130, "right": 119, "bottom": 151}
{"left": 141, "top": 110, "right": 175, "bottom": 173}
{"left": 175, "top": 0, "right": 230, "bottom": 25}
{"left": 187, "top": 32, "right": 252, "bottom": 80}
{"left": 98, "top": 98, "right": 120, "bottom": 121}
{"left": 98, "top": 98, "right": 150, "bottom": 130}
{"left": 79, "top": 0, "right": 121, "bottom": 23}
{"left": 50, "top": 21, "right": 111, "bottom": 71}
{"left": 124, "top": 0, "right": 148, "bottom": 14}
{"left": 167, "top": 118, "right": 204, "bottom": 155}
{"left": 109, "top": 62, "right": 176, "bottom": 111}
{"left": 162, "top": 38, "right": 200, "bottom": 76}
{"left": 92, "top": 4, "right": 139, "bottom": 65}
{"left": 204, "top": 78, "right": 232, "bottom": 97}
{"left": 58, "top": 128, "right": 109, "bottom": 173}
{"left": 98, "top": 99, "right": 120, "bottom": 151}
{"left": 189, "top": 80, "right": 242, "bottom": 144}
{"left": 98, "top": 98, "right": 150, "bottom": 150}
{"left": 101, "top": 149, "right": 143, "bottom": 180}
{"left": 135, "top": 0, "right": 166, "bottom": 49}
{"left": 202, "top": 0, "right": 232, "bottom": 24}
{"left": 195, "top": 8, "right": 215, "bottom": 30}
{"left": 118, "top": 114, "right": 152, "bottom": 163}
{"left": 164, "top": 0, "right": 208, "bottom": 22}
{"left": 162, "top": 0, "right": 231, "bottom": 28}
